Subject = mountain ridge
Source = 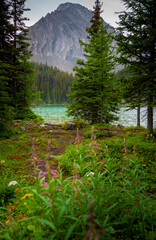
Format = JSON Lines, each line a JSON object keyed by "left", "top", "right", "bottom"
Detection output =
{"left": 28, "top": 2, "right": 115, "bottom": 73}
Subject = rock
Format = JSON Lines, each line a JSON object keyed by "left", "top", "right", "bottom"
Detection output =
{"left": 45, "top": 123, "right": 54, "bottom": 126}
{"left": 117, "top": 124, "right": 124, "bottom": 129}
{"left": 40, "top": 124, "right": 46, "bottom": 127}
{"left": 65, "top": 122, "right": 77, "bottom": 130}
{"left": 20, "top": 126, "right": 26, "bottom": 131}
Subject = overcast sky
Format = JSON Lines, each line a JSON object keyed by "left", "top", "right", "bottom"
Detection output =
{"left": 25, "top": 0, "right": 126, "bottom": 28}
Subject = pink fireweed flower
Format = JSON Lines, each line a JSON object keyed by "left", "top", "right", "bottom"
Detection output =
{"left": 51, "top": 171, "right": 58, "bottom": 176}
{"left": 26, "top": 164, "right": 32, "bottom": 168}
{"left": 53, "top": 176, "right": 60, "bottom": 178}
{"left": 97, "top": 229, "right": 104, "bottom": 234}
{"left": 79, "top": 178, "right": 84, "bottom": 182}
{"left": 49, "top": 200, "right": 52, "bottom": 204}
{"left": 55, "top": 186, "right": 61, "bottom": 189}
{"left": 81, "top": 193, "right": 87, "bottom": 196}
{"left": 40, "top": 192, "right": 48, "bottom": 196}
{"left": 41, "top": 183, "right": 48, "bottom": 188}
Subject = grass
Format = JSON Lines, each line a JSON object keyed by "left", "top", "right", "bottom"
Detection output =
{"left": 0, "top": 122, "right": 155, "bottom": 239}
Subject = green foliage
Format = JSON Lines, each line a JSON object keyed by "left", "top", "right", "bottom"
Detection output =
{"left": 0, "top": 123, "right": 20, "bottom": 139}
{"left": 0, "top": 128, "right": 155, "bottom": 239}
{"left": 32, "top": 62, "right": 76, "bottom": 105}
{"left": 14, "top": 107, "right": 43, "bottom": 121}
{"left": 0, "top": 122, "right": 155, "bottom": 239}
{"left": 67, "top": 1, "right": 120, "bottom": 124}
{"left": 0, "top": 0, "right": 37, "bottom": 126}
{"left": 0, "top": 186, "right": 16, "bottom": 206}
{"left": 116, "top": 0, "right": 156, "bottom": 134}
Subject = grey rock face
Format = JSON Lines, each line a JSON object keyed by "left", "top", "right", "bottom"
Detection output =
{"left": 28, "top": 2, "right": 114, "bottom": 73}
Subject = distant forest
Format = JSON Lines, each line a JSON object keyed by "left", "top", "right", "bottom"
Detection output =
{"left": 32, "top": 63, "right": 76, "bottom": 104}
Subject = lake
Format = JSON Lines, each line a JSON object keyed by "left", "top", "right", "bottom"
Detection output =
{"left": 31, "top": 105, "right": 156, "bottom": 127}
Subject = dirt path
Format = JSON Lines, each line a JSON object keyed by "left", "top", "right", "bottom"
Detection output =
{"left": 13, "top": 121, "right": 85, "bottom": 156}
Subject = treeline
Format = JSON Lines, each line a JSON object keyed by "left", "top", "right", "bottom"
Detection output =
{"left": 32, "top": 63, "right": 76, "bottom": 104}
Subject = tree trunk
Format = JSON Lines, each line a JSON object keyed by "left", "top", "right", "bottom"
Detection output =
{"left": 137, "top": 105, "right": 140, "bottom": 127}
{"left": 147, "top": 105, "right": 153, "bottom": 136}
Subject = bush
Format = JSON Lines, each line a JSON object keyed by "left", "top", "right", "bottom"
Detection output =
{"left": 0, "top": 186, "right": 16, "bottom": 206}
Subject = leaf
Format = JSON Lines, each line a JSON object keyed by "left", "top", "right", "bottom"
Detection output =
{"left": 64, "top": 222, "right": 78, "bottom": 240}
{"left": 27, "top": 225, "right": 35, "bottom": 231}
{"left": 36, "top": 219, "right": 57, "bottom": 233}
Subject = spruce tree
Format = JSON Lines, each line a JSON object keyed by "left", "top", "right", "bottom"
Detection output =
{"left": 116, "top": 0, "right": 156, "bottom": 135}
{"left": 10, "top": 0, "right": 34, "bottom": 118}
{"left": 67, "top": 0, "right": 119, "bottom": 124}
{"left": 0, "top": 0, "right": 14, "bottom": 125}
{"left": 0, "top": 0, "right": 36, "bottom": 124}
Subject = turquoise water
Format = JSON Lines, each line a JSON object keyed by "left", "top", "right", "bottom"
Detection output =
{"left": 32, "top": 105, "right": 156, "bottom": 127}
{"left": 32, "top": 105, "right": 73, "bottom": 124}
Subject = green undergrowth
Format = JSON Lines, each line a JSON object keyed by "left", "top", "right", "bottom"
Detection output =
{"left": 0, "top": 123, "right": 155, "bottom": 239}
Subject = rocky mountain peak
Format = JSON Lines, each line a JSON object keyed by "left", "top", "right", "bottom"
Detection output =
{"left": 28, "top": 2, "right": 114, "bottom": 73}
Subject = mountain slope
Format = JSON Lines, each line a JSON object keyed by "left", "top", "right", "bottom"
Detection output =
{"left": 28, "top": 2, "right": 114, "bottom": 73}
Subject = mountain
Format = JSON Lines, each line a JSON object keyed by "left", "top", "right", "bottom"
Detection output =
{"left": 28, "top": 2, "right": 115, "bottom": 73}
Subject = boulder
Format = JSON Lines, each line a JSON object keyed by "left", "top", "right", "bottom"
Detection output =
{"left": 65, "top": 122, "right": 77, "bottom": 130}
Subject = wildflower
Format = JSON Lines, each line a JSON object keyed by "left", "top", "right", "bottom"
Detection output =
{"left": 1, "top": 160, "right": 5, "bottom": 165}
{"left": 8, "top": 205, "right": 16, "bottom": 210}
{"left": 124, "top": 209, "right": 130, "bottom": 213}
{"left": 5, "top": 220, "right": 10, "bottom": 225}
{"left": 81, "top": 193, "right": 87, "bottom": 196}
{"left": 8, "top": 181, "right": 18, "bottom": 186}
{"left": 86, "top": 172, "right": 94, "bottom": 177}
{"left": 21, "top": 193, "right": 33, "bottom": 200}
{"left": 40, "top": 192, "right": 48, "bottom": 196}
{"left": 41, "top": 183, "right": 48, "bottom": 188}
{"left": 49, "top": 200, "right": 52, "bottom": 204}
{"left": 15, "top": 201, "right": 19, "bottom": 205}
{"left": 18, "top": 214, "right": 23, "bottom": 219}
{"left": 15, "top": 188, "right": 20, "bottom": 192}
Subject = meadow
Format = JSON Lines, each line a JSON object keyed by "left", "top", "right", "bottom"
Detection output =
{"left": 0, "top": 121, "right": 155, "bottom": 239}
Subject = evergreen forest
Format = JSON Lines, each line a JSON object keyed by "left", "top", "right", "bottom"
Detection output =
{"left": 32, "top": 63, "right": 76, "bottom": 105}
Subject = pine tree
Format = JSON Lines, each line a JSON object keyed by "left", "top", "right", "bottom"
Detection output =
{"left": 0, "top": 0, "right": 15, "bottom": 125}
{"left": 67, "top": 0, "right": 119, "bottom": 124}
{"left": 10, "top": 0, "right": 34, "bottom": 118}
{"left": 116, "top": 0, "right": 156, "bottom": 135}
{"left": 0, "top": 0, "right": 36, "bottom": 124}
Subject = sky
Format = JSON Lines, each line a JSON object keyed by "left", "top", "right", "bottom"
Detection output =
{"left": 25, "top": 0, "right": 126, "bottom": 28}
